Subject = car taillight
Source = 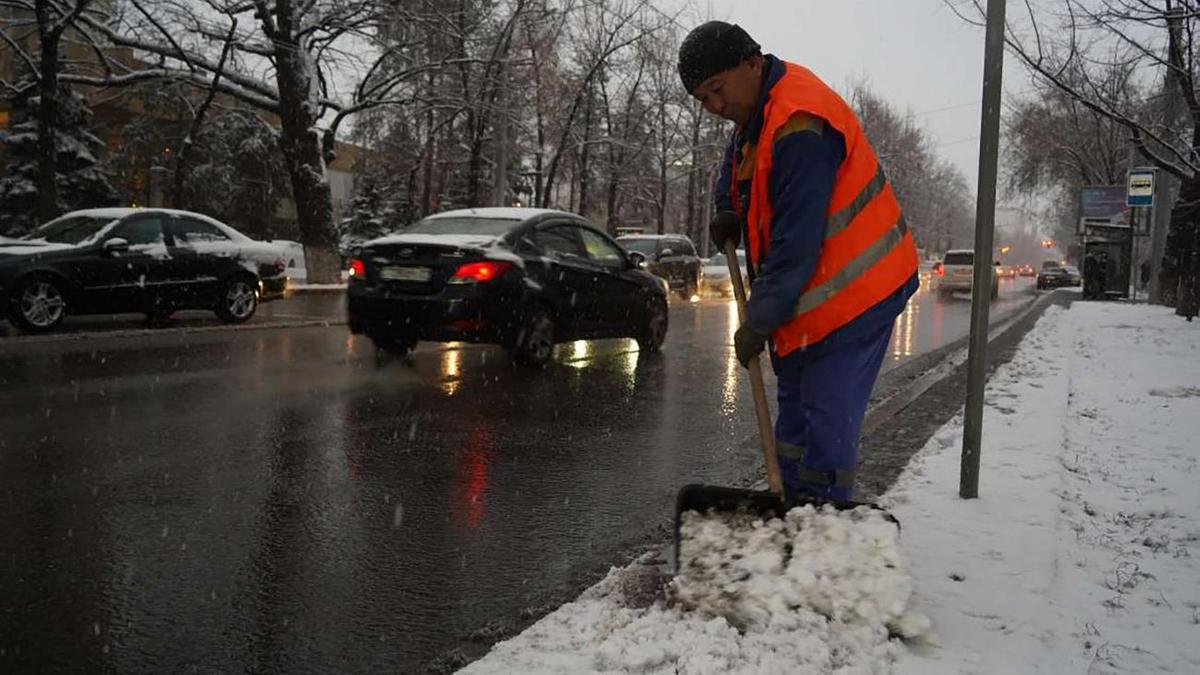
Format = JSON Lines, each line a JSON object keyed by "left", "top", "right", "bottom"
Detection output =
{"left": 349, "top": 258, "right": 366, "bottom": 278}
{"left": 933, "top": 262, "right": 944, "bottom": 277}
{"left": 449, "top": 261, "right": 512, "bottom": 284}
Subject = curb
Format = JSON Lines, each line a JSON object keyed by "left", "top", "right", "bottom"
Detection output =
{"left": 862, "top": 290, "right": 1050, "bottom": 434}
{"left": 0, "top": 318, "right": 348, "bottom": 347}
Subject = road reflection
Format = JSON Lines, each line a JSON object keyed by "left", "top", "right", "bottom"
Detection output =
{"left": 721, "top": 299, "right": 740, "bottom": 415}
{"left": 451, "top": 423, "right": 493, "bottom": 531}
{"left": 440, "top": 343, "right": 463, "bottom": 395}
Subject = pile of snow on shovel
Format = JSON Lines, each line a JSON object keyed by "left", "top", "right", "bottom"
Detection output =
{"left": 464, "top": 504, "right": 929, "bottom": 674}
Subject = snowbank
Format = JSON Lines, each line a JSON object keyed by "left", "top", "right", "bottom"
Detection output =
{"left": 462, "top": 505, "right": 925, "bottom": 674}
{"left": 888, "top": 303, "right": 1200, "bottom": 674}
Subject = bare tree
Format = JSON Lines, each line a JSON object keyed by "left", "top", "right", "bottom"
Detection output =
{"left": 946, "top": 0, "right": 1200, "bottom": 317}
{"left": 4, "top": 0, "right": 490, "bottom": 281}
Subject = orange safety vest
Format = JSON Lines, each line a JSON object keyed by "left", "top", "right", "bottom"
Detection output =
{"left": 732, "top": 61, "right": 918, "bottom": 357}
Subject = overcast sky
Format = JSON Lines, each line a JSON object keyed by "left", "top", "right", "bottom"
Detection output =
{"left": 665, "top": 0, "right": 1034, "bottom": 200}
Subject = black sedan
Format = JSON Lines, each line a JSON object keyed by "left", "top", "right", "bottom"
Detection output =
{"left": 346, "top": 208, "right": 669, "bottom": 367}
{"left": 1036, "top": 266, "right": 1073, "bottom": 290}
{"left": 1, "top": 208, "right": 286, "bottom": 333}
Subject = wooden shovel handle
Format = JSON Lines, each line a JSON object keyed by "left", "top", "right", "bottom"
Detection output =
{"left": 724, "top": 241, "right": 783, "bottom": 495}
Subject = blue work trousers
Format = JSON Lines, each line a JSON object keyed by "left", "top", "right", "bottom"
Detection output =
{"left": 769, "top": 322, "right": 894, "bottom": 502}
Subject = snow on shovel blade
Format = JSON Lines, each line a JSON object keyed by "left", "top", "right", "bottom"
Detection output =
{"left": 672, "top": 483, "right": 898, "bottom": 573}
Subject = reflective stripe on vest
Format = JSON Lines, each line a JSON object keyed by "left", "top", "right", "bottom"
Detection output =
{"left": 797, "top": 215, "right": 908, "bottom": 314}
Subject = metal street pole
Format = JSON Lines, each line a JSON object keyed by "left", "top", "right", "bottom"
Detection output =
{"left": 960, "top": 0, "right": 1007, "bottom": 499}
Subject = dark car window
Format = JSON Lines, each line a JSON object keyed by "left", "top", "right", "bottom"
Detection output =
{"left": 944, "top": 252, "right": 974, "bottom": 265}
{"left": 618, "top": 237, "right": 659, "bottom": 256}
{"left": 535, "top": 226, "right": 587, "bottom": 259}
{"left": 667, "top": 238, "right": 696, "bottom": 256}
{"left": 579, "top": 228, "right": 625, "bottom": 266}
{"left": 23, "top": 215, "right": 115, "bottom": 244}
{"left": 110, "top": 216, "right": 165, "bottom": 246}
{"left": 407, "top": 217, "right": 521, "bottom": 236}
{"left": 172, "top": 217, "right": 231, "bottom": 245}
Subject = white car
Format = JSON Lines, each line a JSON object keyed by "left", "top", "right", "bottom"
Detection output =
{"left": 931, "top": 249, "right": 998, "bottom": 300}
{"left": 700, "top": 250, "right": 748, "bottom": 298}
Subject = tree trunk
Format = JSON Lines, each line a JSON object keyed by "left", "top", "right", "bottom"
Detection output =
{"left": 35, "top": 2, "right": 59, "bottom": 224}
{"left": 273, "top": 37, "right": 338, "bottom": 283}
{"left": 1164, "top": 175, "right": 1200, "bottom": 318}
{"left": 578, "top": 78, "right": 599, "bottom": 217}
{"left": 685, "top": 105, "right": 702, "bottom": 243}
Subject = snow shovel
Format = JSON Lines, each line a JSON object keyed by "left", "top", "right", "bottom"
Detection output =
{"left": 672, "top": 238, "right": 895, "bottom": 569}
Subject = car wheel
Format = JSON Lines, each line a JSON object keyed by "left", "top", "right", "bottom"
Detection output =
{"left": 513, "top": 308, "right": 555, "bottom": 368}
{"left": 10, "top": 276, "right": 68, "bottom": 332}
{"left": 371, "top": 333, "right": 416, "bottom": 357}
{"left": 637, "top": 298, "right": 669, "bottom": 352}
{"left": 215, "top": 276, "right": 259, "bottom": 324}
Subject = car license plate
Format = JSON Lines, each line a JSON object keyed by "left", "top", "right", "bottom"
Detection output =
{"left": 380, "top": 266, "right": 431, "bottom": 282}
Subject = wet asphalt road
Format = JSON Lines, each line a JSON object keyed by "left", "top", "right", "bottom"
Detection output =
{"left": 0, "top": 276, "right": 1036, "bottom": 672}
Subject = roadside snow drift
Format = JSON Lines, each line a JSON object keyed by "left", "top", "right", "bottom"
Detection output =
{"left": 889, "top": 303, "right": 1200, "bottom": 674}
{"left": 462, "top": 505, "right": 926, "bottom": 674}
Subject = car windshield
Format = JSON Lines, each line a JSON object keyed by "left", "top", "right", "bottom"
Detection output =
{"left": 22, "top": 215, "right": 115, "bottom": 244}
{"left": 1042, "top": 260, "right": 1061, "bottom": 269}
{"left": 944, "top": 252, "right": 974, "bottom": 265}
{"left": 619, "top": 238, "right": 659, "bottom": 255}
{"left": 405, "top": 217, "right": 521, "bottom": 236}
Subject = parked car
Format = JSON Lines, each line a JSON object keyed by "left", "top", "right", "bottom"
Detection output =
{"left": 1037, "top": 266, "right": 1073, "bottom": 290}
{"left": 615, "top": 234, "right": 701, "bottom": 300}
{"left": 0, "top": 208, "right": 287, "bottom": 333}
{"left": 699, "top": 250, "right": 748, "bottom": 298}
{"left": 931, "top": 249, "right": 998, "bottom": 300}
{"left": 1061, "top": 265, "right": 1082, "bottom": 287}
{"left": 346, "top": 208, "right": 669, "bottom": 367}
{"left": 1017, "top": 264, "right": 1036, "bottom": 277}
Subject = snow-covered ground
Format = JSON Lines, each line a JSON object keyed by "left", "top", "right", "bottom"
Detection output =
{"left": 460, "top": 301, "right": 1200, "bottom": 674}
{"left": 462, "top": 505, "right": 926, "bottom": 674}
{"left": 888, "top": 302, "right": 1200, "bottom": 674}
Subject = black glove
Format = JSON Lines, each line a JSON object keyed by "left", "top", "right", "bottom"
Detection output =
{"left": 733, "top": 324, "right": 768, "bottom": 367}
{"left": 709, "top": 211, "right": 742, "bottom": 252}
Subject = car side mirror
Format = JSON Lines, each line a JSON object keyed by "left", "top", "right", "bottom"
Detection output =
{"left": 628, "top": 250, "right": 648, "bottom": 269}
{"left": 104, "top": 238, "right": 129, "bottom": 255}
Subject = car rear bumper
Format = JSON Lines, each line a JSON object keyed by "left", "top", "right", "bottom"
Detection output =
{"left": 935, "top": 277, "right": 976, "bottom": 291}
{"left": 700, "top": 277, "right": 732, "bottom": 295}
{"left": 347, "top": 284, "right": 509, "bottom": 343}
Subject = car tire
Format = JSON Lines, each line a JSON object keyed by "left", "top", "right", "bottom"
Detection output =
{"left": 371, "top": 333, "right": 416, "bottom": 357}
{"left": 513, "top": 308, "right": 555, "bottom": 368}
{"left": 9, "top": 276, "right": 68, "bottom": 333}
{"left": 215, "top": 276, "right": 259, "bottom": 324}
{"left": 637, "top": 298, "right": 669, "bottom": 352}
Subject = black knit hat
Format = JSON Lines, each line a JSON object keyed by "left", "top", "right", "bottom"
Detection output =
{"left": 678, "top": 21, "right": 762, "bottom": 93}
